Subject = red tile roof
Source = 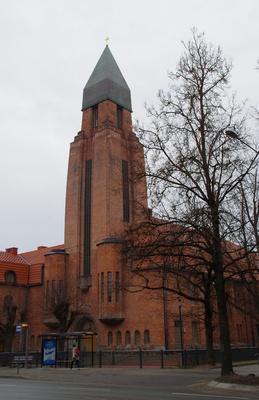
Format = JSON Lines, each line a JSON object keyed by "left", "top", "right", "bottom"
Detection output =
{"left": 0, "top": 251, "right": 28, "bottom": 264}
{"left": 0, "top": 244, "right": 64, "bottom": 285}
{"left": 21, "top": 244, "right": 64, "bottom": 265}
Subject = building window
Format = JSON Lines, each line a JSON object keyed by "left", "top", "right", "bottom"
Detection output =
{"left": 192, "top": 321, "right": 198, "bottom": 343}
{"left": 122, "top": 160, "right": 129, "bottom": 222}
{"left": 58, "top": 280, "right": 63, "bottom": 301}
{"left": 93, "top": 105, "right": 98, "bottom": 129}
{"left": 3, "top": 295, "right": 13, "bottom": 314}
{"left": 174, "top": 321, "right": 181, "bottom": 349}
{"left": 46, "top": 280, "right": 50, "bottom": 307}
{"left": 4, "top": 270, "right": 16, "bottom": 283}
{"left": 134, "top": 330, "right": 140, "bottom": 346}
{"left": 144, "top": 330, "right": 150, "bottom": 346}
{"left": 125, "top": 330, "right": 131, "bottom": 346}
{"left": 4, "top": 270, "right": 16, "bottom": 284}
{"left": 116, "top": 331, "right": 122, "bottom": 346}
{"left": 117, "top": 105, "right": 122, "bottom": 129}
{"left": 107, "top": 272, "right": 112, "bottom": 302}
{"left": 31, "top": 335, "right": 35, "bottom": 350}
{"left": 108, "top": 331, "right": 113, "bottom": 347}
{"left": 237, "top": 324, "right": 243, "bottom": 342}
{"left": 84, "top": 159, "right": 92, "bottom": 276}
{"left": 189, "top": 283, "right": 197, "bottom": 306}
{"left": 101, "top": 272, "right": 104, "bottom": 303}
{"left": 115, "top": 272, "right": 120, "bottom": 302}
{"left": 51, "top": 280, "right": 56, "bottom": 302}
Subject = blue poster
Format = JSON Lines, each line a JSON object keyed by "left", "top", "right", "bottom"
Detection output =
{"left": 43, "top": 339, "right": 56, "bottom": 365}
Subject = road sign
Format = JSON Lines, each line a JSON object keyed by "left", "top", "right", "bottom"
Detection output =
{"left": 15, "top": 323, "right": 22, "bottom": 334}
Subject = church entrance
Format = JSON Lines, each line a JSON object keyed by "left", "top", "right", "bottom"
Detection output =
{"left": 73, "top": 315, "right": 98, "bottom": 352}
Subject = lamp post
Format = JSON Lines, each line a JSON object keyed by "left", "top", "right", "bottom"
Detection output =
{"left": 178, "top": 299, "right": 184, "bottom": 351}
{"left": 225, "top": 130, "right": 259, "bottom": 155}
{"left": 178, "top": 299, "right": 186, "bottom": 367}
{"left": 22, "top": 323, "right": 29, "bottom": 368}
{"left": 226, "top": 129, "right": 258, "bottom": 348}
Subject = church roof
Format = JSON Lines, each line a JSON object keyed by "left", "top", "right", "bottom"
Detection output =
{"left": 82, "top": 46, "right": 132, "bottom": 112}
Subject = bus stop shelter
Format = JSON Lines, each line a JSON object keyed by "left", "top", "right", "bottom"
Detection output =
{"left": 40, "top": 331, "right": 97, "bottom": 368}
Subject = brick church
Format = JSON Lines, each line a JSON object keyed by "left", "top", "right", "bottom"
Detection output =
{"left": 0, "top": 45, "right": 256, "bottom": 352}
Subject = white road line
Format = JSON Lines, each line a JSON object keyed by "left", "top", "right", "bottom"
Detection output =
{"left": 0, "top": 384, "right": 17, "bottom": 387}
{"left": 58, "top": 387, "right": 111, "bottom": 391}
{"left": 171, "top": 393, "right": 248, "bottom": 400}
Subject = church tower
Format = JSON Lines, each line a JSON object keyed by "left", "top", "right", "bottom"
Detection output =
{"left": 64, "top": 44, "right": 148, "bottom": 330}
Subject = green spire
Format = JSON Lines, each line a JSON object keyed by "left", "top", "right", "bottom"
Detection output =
{"left": 82, "top": 46, "right": 132, "bottom": 112}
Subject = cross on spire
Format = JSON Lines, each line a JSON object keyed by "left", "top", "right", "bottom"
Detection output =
{"left": 105, "top": 36, "right": 109, "bottom": 46}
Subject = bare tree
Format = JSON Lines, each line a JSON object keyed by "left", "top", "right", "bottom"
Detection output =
{"left": 0, "top": 288, "right": 27, "bottom": 352}
{"left": 126, "top": 29, "right": 257, "bottom": 376}
{"left": 43, "top": 279, "right": 80, "bottom": 333}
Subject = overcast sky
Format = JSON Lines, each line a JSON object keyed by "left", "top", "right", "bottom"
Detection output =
{"left": 0, "top": 0, "right": 258, "bottom": 253}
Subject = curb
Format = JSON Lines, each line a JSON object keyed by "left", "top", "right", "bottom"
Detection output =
{"left": 208, "top": 380, "right": 259, "bottom": 393}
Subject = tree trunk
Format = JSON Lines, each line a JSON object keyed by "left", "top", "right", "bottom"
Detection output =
{"left": 204, "top": 298, "right": 215, "bottom": 365}
{"left": 211, "top": 204, "right": 233, "bottom": 376}
{"left": 215, "top": 270, "right": 233, "bottom": 376}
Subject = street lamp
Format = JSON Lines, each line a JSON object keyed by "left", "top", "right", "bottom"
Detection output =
{"left": 178, "top": 299, "right": 184, "bottom": 351}
{"left": 225, "top": 130, "right": 259, "bottom": 155}
{"left": 178, "top": 299, "right": 186, "bottom": 367}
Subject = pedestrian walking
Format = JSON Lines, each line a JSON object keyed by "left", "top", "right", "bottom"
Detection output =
{"left": 70, "top": 344, "right": 80, "bottom": 370}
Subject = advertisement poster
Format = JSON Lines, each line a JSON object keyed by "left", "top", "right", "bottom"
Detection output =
{"left": 42, "top": 339, "right": 56, "bottom": 365}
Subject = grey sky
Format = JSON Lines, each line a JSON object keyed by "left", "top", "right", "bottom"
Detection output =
{"left": 0, "top": 0, "right": 258, "bottom": 252}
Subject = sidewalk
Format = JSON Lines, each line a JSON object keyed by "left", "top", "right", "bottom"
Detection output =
{"left": 1, "top": 363, "right": 259, "bottom": 393}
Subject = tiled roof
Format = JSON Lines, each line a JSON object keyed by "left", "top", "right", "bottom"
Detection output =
{"left": 0, "top": 244, "right": 64, "bottom": 285}
{"left": 0, "top": 251, "right": 28, "bottom": 264}
{"left": 21, "top": 244, "right": 64, "bottom": 265}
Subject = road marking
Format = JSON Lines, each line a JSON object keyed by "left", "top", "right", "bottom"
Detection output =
{"left": 0, "top": 384, "right": 17, "bottom": 387}
{"left": 171, "top": 393, "right": 248, "bottom": 400}
{"left": 59, "top": 386, "right": 111, "bottom": 391}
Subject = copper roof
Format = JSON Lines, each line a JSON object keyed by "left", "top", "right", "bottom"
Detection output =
{"left": 82, "top": 46, "right": 132, "bottom": 112}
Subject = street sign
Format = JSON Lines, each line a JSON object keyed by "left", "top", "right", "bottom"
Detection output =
{"left": 15, "top": 323, "right": 22, "bottom": 334}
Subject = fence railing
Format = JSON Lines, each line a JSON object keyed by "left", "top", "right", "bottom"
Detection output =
{"left": 0, "top": 347, "right": 258, "bottom": 368}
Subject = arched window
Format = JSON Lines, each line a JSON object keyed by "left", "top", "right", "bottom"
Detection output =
{"left": 144, "top": 330, "right": 150, "bottom": 346}
{"left": 31, "top": 335, "right": 35, "bottom": 350}
{"left": 134, "top": 330, "right": 140, "bottom": 346}
{"left": 3, "top": 295, "right": 13, "bottom": 314}
{"left": 125, "top": 330, "right": 131, "bottom": 346}
{"left": 4, "top": 270, "right": 16, "bottom": 283}
{"left": 116, "top": 331, "right": 122, "bottom": 346}
{"left": 37, "top": 336, "right": 41, "bottom": 351}
{"left": 108, "top": 331, "right": 113, "bottom": 347}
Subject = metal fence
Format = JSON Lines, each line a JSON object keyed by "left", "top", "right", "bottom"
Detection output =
{"left": 0, "top": 347, "right": 259, "bottom": 368}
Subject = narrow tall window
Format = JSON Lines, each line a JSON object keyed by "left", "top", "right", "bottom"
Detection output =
{"left": 116, "top": 331, "right": 122, "bottom": 346}
{"left": 125, "top": 330, "right": 131, "bottom": 346}
{"left": 174, "top": 321, "right": 181, "bottom": 349}
{"left": 144, "top": 330, "right": 150, "bottom": 346}
{"left": 237, "top": 324, "right": 243, "bottom": 342}
{"left": 58, "top": 280, "right": 63, "bottom": 301}
{"left": 51, "top": 280, "right": 56, "bottom": 302}
{"left": 46, "top": 280, "right": 49, "bottom": 307}
{"left": 108, "top": 331, "right": 113, "bottom": 347}
{"left": 101, "top": 272, "right": 104, "bottom": 303}
{"left": 93, "top": 105, "right": 98, "bottom": 128}
{"left": 117, "top": 105, "right": 122, "bottom": 129}
{"left": 192, "top": 321, "right": 198, "bottom": 343}
{"left": 115, "top": 272, "right": 120, "bottom": 302}
{"left": 107, "top": 272, "right": 112, "bottom": 302}
{"left": 84, "top": 159, "right": 92, "bottom": 275}
{"left": 122, "top": 160, "right": 129, "bottom": 222}
{"left": 134, "top": 330, "right": 140, "bottom": 346}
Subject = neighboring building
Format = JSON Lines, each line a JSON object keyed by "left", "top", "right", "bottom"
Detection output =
{"left": 0, "top": 45, "right": 257, "bottom": 352}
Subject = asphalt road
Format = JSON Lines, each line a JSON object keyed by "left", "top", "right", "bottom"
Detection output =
{"left": 0, "top": 364, "right": 259, "bottom": 400}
